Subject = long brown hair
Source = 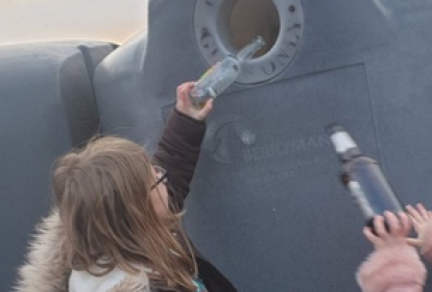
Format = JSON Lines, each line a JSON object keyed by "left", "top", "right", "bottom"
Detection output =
{"left": 52, "top": 136, "right": 197, "bottom": 291}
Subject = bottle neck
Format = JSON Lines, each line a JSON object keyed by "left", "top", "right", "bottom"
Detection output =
{"left": 236, "top": 36, "right": 265, "bottom": 62}
{"left": 339, "top": 147, "right": 362, "bottom": 161}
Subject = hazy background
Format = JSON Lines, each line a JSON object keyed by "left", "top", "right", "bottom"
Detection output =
{"left": 0, "top": 0, "right": 148, "bottom": 46}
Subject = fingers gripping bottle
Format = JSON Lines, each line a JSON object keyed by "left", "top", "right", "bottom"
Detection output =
{"left": 190, "top": 36, "right": 265, "bottom": 109}
{"left": 326, "top": 124, "right": 404, "bottom": 233}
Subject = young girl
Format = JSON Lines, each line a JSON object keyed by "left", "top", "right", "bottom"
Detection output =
{"left": 14, "top": 82, "right": 238, "bottom": 292}
{"left": 357, "top": 204, "right": 432, "bottom": 292}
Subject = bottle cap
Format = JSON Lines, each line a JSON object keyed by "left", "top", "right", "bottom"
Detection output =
{"left": 326, "top": 123, "right": 359, "bottom": 156}
{"left": 325, "top": 123, "right": 346, "bottom": 135}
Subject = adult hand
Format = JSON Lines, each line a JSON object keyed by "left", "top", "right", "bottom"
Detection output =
{"left": 175, "top": 82, "right": 213, "bottom": 121}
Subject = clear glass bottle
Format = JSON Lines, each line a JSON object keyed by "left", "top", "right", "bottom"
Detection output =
{"left": 327, "top": 124, "right": 404, "bottom": 233}
{"left": 190, "top": 36, "right": 265, "bottom": 109}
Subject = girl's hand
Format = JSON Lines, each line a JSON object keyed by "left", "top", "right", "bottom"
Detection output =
{"left": 406, "top": 203, "right": 432, "bottom": 248}
{"left": 364, "top": 211, "right": 412, "bottom": 250}
{"left": 175, "top": 82, "right": 213, "bottom": 121}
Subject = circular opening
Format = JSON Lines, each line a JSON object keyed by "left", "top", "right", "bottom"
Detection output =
{"left": 229, "top": 0, "right": 280, "bottom": 57}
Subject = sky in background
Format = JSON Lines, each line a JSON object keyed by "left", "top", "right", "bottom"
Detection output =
{"left": 0, "top": 0, "right": 148, "bottom": 46}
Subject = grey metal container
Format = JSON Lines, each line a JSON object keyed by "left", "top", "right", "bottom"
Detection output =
{"left": 93, "top": 1, "right": 432, "bottom": 291}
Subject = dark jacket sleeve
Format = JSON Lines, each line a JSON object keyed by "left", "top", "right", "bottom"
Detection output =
{"left": 153, "top": 108, "right": 206, "bottom": 211}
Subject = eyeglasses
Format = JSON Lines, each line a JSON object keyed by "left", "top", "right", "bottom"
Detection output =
{"left": 151, "top": 165, "right": 168, "bottom": 190}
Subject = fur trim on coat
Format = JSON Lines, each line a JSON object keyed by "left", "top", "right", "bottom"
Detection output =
{"left": 356, "top": 244, "right": 426, "bottom": 292}
{"left": 13, "top": 210, "right": 150, "bottom": 292}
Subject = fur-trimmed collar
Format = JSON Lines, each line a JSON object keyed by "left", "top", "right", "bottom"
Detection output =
{"left": 13, "top": 210, "right": 150, "bottom": 292}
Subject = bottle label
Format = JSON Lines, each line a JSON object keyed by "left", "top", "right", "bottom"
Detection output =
{"left": 330, "top": 132, "right": 357, "bottom": 154}
{"left": 189, "top": 63, "right": 221, "bottom": 107}
{"left": 347, "top": 181, "right": 375, "bottom": 218}
{"left": 197, "top": 63, "right": 218, "bottom": 84}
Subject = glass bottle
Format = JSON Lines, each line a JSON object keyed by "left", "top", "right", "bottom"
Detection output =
{"left": 190, "top": 36, "right": 265, "bottom": 109}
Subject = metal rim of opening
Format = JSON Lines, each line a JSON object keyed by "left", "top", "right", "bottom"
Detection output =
{"left": 194, "top": 0, "right": 304, "bottom": 85}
